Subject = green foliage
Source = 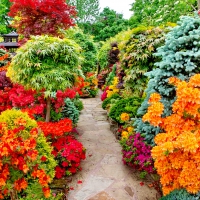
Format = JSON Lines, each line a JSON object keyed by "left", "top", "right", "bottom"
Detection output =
{"left": 66, "top": 0, "right": 99, "bottom": 24}
{"left": 109, "top": 97, "right": 142, "bottom": 123}
{"left": 64, "top": 27, "right": 97, "bottom": 73}
{"left": 160, "top": 189, "right": 200, "bottom": 200}
{"left": 50, "top": 109, "right": 62, "bottom": 122}
{"left": 134, "top": 13, "right": 200, "bottom": 145}
{"left": 88, "top": 7, "right": 129, "bottom": 41}
{"left": 102, "top": 93, "right": 121, "bottom": 110}
{"left": 61, "top": 98, "right": 80, "bottom": 124}
{"left": 97, "top": 29, "right": 134, "bottom": 71}
{"left": 105, "top": 64, "right": 117, "bottom": 86}
{"left": 72, "top": 97, "right": 84, "bottom": 111}
{"left": 120, "top": 25, "right": 169, "bottom": 97}
{"left": 7, "top": 35, "right": 83, "bottom": 96}
{"left": 130, "top": 0, "right": 196, "bottom": 28}
{"left": 0, "top": 0, "right": 13, "bottom": 34}
{"left": 0, "top": 109, "right": 37, "bottom": 130}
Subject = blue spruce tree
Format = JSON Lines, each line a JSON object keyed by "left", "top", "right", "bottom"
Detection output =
{"left": 134, "top": 13, "right": 200, "bottom": 145}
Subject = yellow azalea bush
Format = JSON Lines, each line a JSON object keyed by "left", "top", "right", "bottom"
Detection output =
{"left": 0, "top": 109, "right": 56, "bottom": 199}
{"left": 143, "top": 74, "right": 200, "bottom": 196}
{"left": 106, "top": 77, "right": 119, "bottom": 98}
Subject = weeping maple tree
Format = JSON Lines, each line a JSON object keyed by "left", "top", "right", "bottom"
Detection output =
{"left": 8, "top": 0, "right": 77, "bottom": 37}
{"left": 7, "top": 35, "right": 83, "bottom": 122}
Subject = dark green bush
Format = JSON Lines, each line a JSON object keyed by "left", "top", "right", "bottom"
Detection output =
{"left": 102, "top": 93, "right": 121, "bottom": 110}
{"left": 160, "top": 189, "right": 200, "bottom": 200}
{"left": 108, "top": 97, "right": 142, "bottom": 123}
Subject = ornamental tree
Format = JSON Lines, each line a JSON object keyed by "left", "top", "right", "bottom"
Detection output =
{"left": 130, "top": 0, "right": 196, "bottom": 27}
{"left": 143, "top": 74, "right": 200, "bottom": 196}
{"left": 134, "top": 14, "right": 200, "bottom": 145}
{"left": 8, "top": 0, "right": 77, "bottom": 37}
{"left": 7, "top": 35, "right": 83, "bottom": 122}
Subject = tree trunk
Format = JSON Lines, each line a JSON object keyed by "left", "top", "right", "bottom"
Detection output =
{"left": 45, "top": 97, "right": 51, "bottom": 122}
{"left": 198, "top": 0, "right": 200, "bottom": 10}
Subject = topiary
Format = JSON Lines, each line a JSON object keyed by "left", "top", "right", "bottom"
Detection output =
{"left": 134, "top": 13, "right": 200, "bottom": 146}
{"left": 61, "top": 98, "right": 79, "bottom": 124}
{"left": 102, "top": 93, "right": 121, "bottom": 110}
{"left": 108, "top": 97, "right": 142, "bottom": 123}
{"left": 160, "top": 189, "right": 200, "bottom": 200}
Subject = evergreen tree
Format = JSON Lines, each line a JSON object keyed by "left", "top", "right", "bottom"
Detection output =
{"left": 134, "top": 13, "right": 200, "bottom": 145}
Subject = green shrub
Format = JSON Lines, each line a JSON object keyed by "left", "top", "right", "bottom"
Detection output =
{"left": 108, "top": 97, "right": 142, "bottom": 123}
{"left": 72, "top": 97, "right": 84, "bottom": 111}
{"left": 160, "top": 189, "right": 200, "bottom": 200}
{"left": 102, "top": 93, "right": 121, "bottom": 110}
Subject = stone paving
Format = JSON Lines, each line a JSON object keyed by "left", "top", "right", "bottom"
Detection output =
{"left": 67, "top": 94, "right": 160, "bottom": 200}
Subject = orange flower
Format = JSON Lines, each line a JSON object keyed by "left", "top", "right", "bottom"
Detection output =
{"left": 42, "top": 187, "right": 50, "bottom": 198}
{"left": 14, "top": 178, "right": 28, "bottom": 191}
{"left": 148, "top": 93, "right": 161, "bottom": 103}
{"left": 120, "top": 113, "right": 130, "bottom": 121}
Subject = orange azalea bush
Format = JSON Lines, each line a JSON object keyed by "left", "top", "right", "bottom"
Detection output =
{"left": 142, "top": 74, "right": 200, "bottom": 196}
{"left": 0, "top": 109, "right": 56, "bottom": 199}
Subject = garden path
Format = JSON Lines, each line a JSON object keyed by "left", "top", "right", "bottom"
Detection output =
{"left": 67, "top": 92, "right": 160, "bottom": 200}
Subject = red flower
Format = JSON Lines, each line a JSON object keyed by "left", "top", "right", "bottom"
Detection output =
{"left": 41, "top": 156, "right": 47, "bottom": 162}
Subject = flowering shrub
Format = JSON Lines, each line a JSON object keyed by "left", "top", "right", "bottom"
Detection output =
{"left": 81, "top": 72, "right": 98, "bottom": 97}
{"left": 51, "top": 135, "right": 86, "bottom": 178}
{"left": 120, "top": 133, "right": 155, "bottom": 177}
{"left": 106, "top": 77, "right": 119, "bottom": 98}
{"left": 143, "top": 74, "right": 200, "bottom": 195}
{"left": 37, "top": 118, "right": 72, "bottom": 138}
{"left": 0, "top": 109, "right": 57, "bottom": 199}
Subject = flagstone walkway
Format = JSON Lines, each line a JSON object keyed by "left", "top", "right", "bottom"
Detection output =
{"left": 67, "top": 93, "right": 160, "bottom": 200}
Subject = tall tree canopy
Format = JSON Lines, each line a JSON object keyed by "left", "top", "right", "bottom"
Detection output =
{"left": 8, "top": 0, "right": 77, "bottom": 37}
{"left": 0, "top": 0, "right": 12, "bottom": 34}
{"left": 130, "top": 0, "right": 197, "bottom": 27}
{"left": 85, "top": 7, "right": 129, "bottom": 41}
{"left": 66, "top": 0, "right": 100, "bottom": 24}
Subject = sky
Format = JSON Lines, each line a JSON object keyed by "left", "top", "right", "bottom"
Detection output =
{"left": 99, "top": 0, "right": 134, "bottom": 19}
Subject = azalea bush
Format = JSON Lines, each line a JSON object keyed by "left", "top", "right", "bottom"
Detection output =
{"left": 51, "top": 135, "right": 86, "bottom": 178}
{"left": 120, "top": 133, "right": 155, "bottom": 177}
{"left": 0, "top": 47, "right": 11, "bottom": 72}
{"left": 143, "top": 74, "right": 200, "bottom": 195}
{"left": 37, "top": 118, "right": 73, "bottom": 139}
{"left": 81, "top": 72, "right": 98, "bottom": 97}
{"left": 0, "top": 109, "right": 57, "bottom": 199}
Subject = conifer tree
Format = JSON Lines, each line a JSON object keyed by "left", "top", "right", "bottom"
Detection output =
{"left": 134, "top": 13, "right": 200, "bottom": 145}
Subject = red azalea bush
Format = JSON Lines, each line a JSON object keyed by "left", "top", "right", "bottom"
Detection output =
{"left": 51, "top": 135, "right": 86, "bottom": 178}
{"left": 37, "top": 118, "right": 72, "bottom": 138}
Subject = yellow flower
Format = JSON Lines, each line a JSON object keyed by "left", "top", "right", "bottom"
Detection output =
{"left": 109, "top": 85, "right": 115, "bottom": 90}
{"left": 127, "top": 126, "right": 134, "bottom": 133}
{"left": 120, "top": 113, "right": 130, "bottom": 121}
{"left": 121, "top": 131, "right": 129, "bottom": 139}
{"left": 107, "top": 91, "right": 114, "bottom": 98}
